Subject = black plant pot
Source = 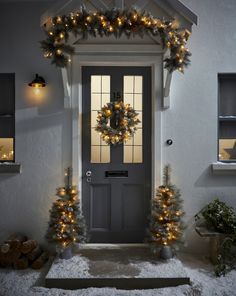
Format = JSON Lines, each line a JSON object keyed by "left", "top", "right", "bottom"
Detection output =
{"left": 160, "top": 245, "right": 173, "bottom": 260}
{"left": 59, "top": 245, "right": 73, "bottom": 260}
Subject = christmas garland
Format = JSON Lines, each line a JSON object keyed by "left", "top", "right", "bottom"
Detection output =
{"left": 41, "top": 8, "right": 191, "bottom": 73}
{"left": 95, "top": 100, "right": 140, "bottom": 145}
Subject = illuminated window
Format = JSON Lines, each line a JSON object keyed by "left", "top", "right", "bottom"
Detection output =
{"left": 0, "top": 74, "right": 15, "bottom": 162}
{"left": 218, "top": 74, "right": 236, "bottom": 162}
{"left": 123, "top": 76, "right": 143, "bottom": 163}
{"left": 91, "top": 75, "right": 111, "bottom": 163}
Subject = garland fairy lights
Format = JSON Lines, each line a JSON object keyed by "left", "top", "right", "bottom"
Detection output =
{"left": 95, "top": 100, "right": 140, "bottom": 145}
{"left": 41, "top": 8, "right": 191, "bottom": 73}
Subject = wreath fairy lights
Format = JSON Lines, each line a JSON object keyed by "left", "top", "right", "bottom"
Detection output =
{"left": 95, "top": 101, "right": 140, "bottom": 145}
{"left": 41, "top": 8, "right": 191, "bottom": 73}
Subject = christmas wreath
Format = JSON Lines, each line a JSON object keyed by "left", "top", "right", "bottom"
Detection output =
{"left": 95, "top": 100, "right": 140, "bottom": 145}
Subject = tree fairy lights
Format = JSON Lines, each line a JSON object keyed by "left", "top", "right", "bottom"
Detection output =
{"left": 95, "top": 100, "right": 140, "bottom": 145}
{"left": 148, "top": 165, "right": 184, "bottom": 250}
{"left": 46, "top": 168, "right": 87, "bottom": 252}
{"left": 41, "top": 8, "right": 191, "bottom": 72}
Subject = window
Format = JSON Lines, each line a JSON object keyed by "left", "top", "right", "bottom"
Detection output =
{"left": 123, "top": 75, "right": 143, "bottom": 163}
{"left": 91, "top": 75, "right": 111, "bottom": 163}
{"left": 0, "top": 74, "right": 15, "bottom": 162}
{"left": 218, "top": 74, "right": 236, "bottom": 162}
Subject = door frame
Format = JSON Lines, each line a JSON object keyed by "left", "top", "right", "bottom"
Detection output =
{"left": 71, "top": 44, "right": 163, "bottom": 208}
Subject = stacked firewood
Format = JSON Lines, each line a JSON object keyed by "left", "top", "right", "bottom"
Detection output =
{"left": 0, "top": 234, "right": 49, "bottom": 269}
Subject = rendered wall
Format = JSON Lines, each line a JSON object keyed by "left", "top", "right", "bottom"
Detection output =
{"left": 0, "top": 1, "right": 71, "bottom": 245}
{"left": 164, "top": 0, "right": 236, "bottom": 252}
{"left": 0, "top": 0, "right": 235, "bottom": 253}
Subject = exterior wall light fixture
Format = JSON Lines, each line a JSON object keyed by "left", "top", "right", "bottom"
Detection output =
{"left": 28, "top": 74, "right": 46, "bottom": 95}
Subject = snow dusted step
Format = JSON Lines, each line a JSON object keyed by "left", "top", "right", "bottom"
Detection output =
{"left": 45, "top": 246, "right": 190, "bottom": 290}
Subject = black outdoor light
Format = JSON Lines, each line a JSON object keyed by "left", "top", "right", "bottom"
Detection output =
{"left": 28, "top": 74, "right": 46, "bottom": 88}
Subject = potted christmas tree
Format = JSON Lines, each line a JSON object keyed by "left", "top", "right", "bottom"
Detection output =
{"left": 46, "top": 167, "right": 87, "bottom": 259}
{"left": 148, "top": 165, "right": 184, "bottom": 259}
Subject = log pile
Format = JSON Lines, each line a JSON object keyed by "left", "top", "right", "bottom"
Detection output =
{"left": 0, "top": 234, "right": 49, "bottom": 270}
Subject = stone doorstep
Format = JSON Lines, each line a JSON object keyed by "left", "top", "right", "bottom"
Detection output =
{"left": 45, "top": 277, "right": 190, "bottom": 290}
{"left": 45, "top": 246, "right": 190, "bottom": 290}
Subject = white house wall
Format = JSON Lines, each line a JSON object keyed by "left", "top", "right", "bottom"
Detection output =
{"left": 0, "top": 0, "right": 235, "bottom": 254}
{"left": 0, "top": 1, "right": 72, "bottom": 245}
{"left": 164, "top": 0, "right": 236, "bottom": 252}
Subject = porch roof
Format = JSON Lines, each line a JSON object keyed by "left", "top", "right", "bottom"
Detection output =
{"left": 41, "top": 0, "right": 198, "bottom": 27}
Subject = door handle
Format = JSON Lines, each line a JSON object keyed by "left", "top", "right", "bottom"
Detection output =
{"left": 86, "top": 170, "right": 92, "bottom": 177}
{"left": 86, "top": 170, "right": 92, "bottom": 183}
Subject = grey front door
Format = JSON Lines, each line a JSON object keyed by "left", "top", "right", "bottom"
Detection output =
{"left": 82, "top": 66, "right": 151, "bottom": 243}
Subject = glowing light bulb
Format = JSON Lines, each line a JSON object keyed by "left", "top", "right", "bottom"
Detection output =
{"left": 117, "top": 18, "right": 122, "bottom": 26}
{"left": 86, "top": 16, "right": 92, "bottom": 22}
{"left": 31, "top": 86, "right": 40, "bottom": 95}
{"left": 57, "top": 16, "right": 62, "bottom": 23}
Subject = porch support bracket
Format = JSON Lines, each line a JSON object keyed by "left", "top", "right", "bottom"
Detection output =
{"left": 163, "top": 67, "right": 172, "bottom": 109}
{"left": 61, "top": 67, "right": 72, "bottom": 108}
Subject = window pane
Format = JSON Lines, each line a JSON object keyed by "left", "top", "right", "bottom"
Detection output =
{"left": 102, "top": 76, "right": 110, "bottom": 93}
{"left": 134, "top": 94, "right": 142, "bottom": 110}
{"left": 219, "top": 139, "right": 236, "bottom": 161}
{"left": 124, "top": 76, "right": 134, "bottom": 93}
{"left": 134, "top": 76, "right": 143, "bottom": 93}
{"left": 123, "top": 146, "right": 133, "bottom": 163}
{"left": 91, "top": 76, "right": 101, "bottom": 93}
{"left": 102, "top": 93, "right": 110, "bottom": 106}
{"left": 137, "top": 112, "right": 143, "bottom": 127}
{"left": 91, "top": 146, "right": 100, "bottom": 163}
{"left": 0, "top": 74, "right": 15, "bottom": 162}
{"left": 134, "top": 129, "right": 142, "bottom": 146}
{"left": 123, "top": 93, "right": 133, "bottom": 106}
{"left": 91, "top": 93, "right": 101, "bottom": 110}
{"left": 123, "top": 75, "right": 143, "bottom": 163}
{"left": 134, "top": 146, "right": 143, "bottom": 163}
{"left": 91, "top": 75, "right": 110, "bottom": 163}
{"left": 125, "top": 137, "right": 133, "bottom": 146}
{"left": 101, "top": 146, "right": 110, "bottom": 163}
{"left": 0, "top": 138, "right": 14, "bottom": 161}
{"left": 91, "top": 128, "right": 101, "bottom": 146}
{"left": 91, "top": 111, "right": 98, "bottom": 128}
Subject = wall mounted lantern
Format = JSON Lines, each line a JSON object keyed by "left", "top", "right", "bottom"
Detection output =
{"left": 28, "top": 74, "right": 46, "bottom": 95}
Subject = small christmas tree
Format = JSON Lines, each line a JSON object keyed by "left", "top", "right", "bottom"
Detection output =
{"left": 46, "top": 167, "right": 87, "bottom": 253}
{"left": 148, "top": 165, "right": 184, "bottom": 255}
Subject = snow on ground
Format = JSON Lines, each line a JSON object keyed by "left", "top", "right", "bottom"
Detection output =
{"left": 46, "top": 254, "right": 187, "bottom": 278}
{"left": 1, "top": 254, "right": 236, "bottom": 296}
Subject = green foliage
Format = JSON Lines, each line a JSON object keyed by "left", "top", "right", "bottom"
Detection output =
{"left": 40, "top": 8, "right": 191, "bottom": 72}
{"left": 147, "top": 165, "right": 184, "bottom": 250}
{"left": 202, "top": 199, "right": 236, "bottom": 234}
{"left": 200, "top": 199, "right": 236, "bottom": 276}
{"left": 46, "top": 168, "right": 87, "bottom": 253}
{"left": 95, "top": 100, "right": 140, "bottom": 145}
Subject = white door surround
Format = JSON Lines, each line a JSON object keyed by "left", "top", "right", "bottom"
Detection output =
{"left": 70, "top": 43, "right": 164, "bottom": 201}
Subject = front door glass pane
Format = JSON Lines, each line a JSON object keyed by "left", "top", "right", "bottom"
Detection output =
{"left": 91, "top": 75, "right": 111, "bottom": 163}
{"left": 123, "top": 75, "right": 143, "bottom": 163}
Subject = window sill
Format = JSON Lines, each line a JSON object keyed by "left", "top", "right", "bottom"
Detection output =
{"left": 0, "top": 163, "right": 22, "bottom": 174}
{"left": 212, "top": 162, "right": 236, "bottom": 173}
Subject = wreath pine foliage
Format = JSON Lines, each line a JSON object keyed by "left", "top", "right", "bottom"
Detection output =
{"left": 95, "top": 100, "right": 140, "bottom": 145}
